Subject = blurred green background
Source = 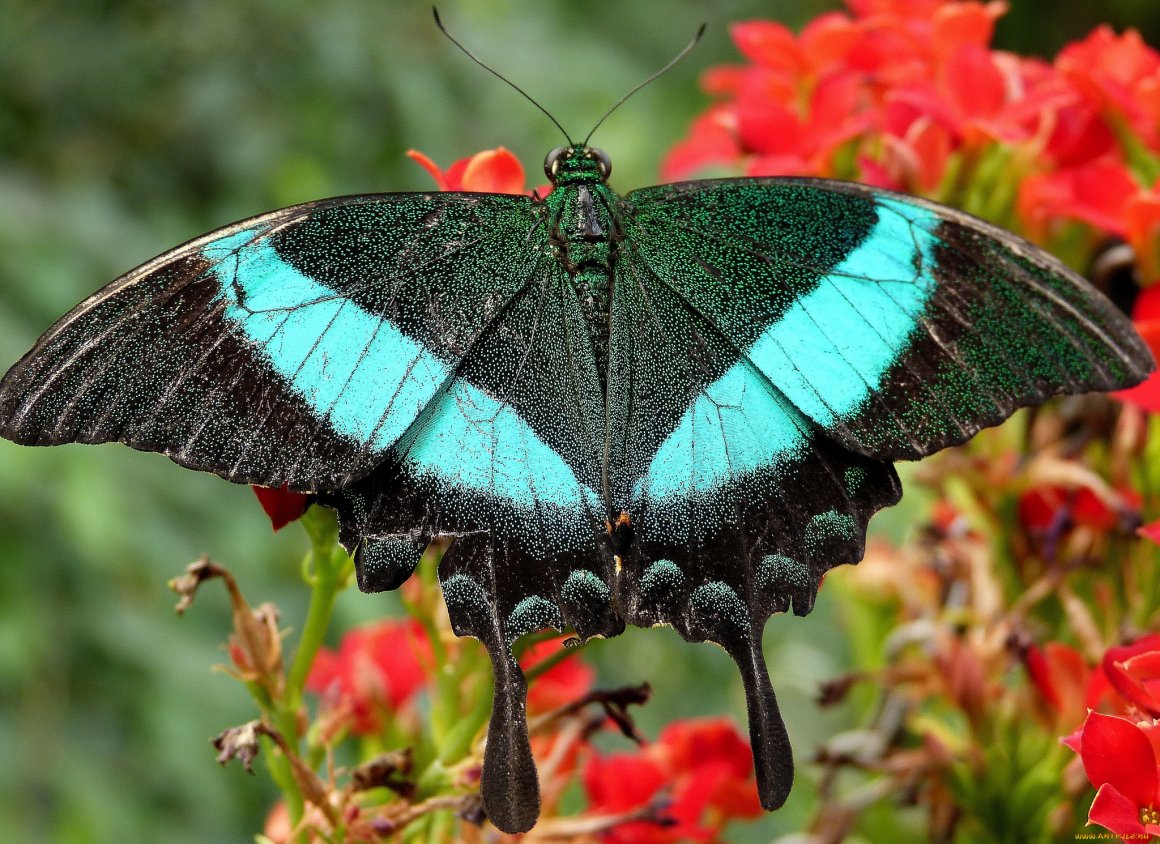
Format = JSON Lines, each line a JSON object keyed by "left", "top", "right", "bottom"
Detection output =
{"left": 1, "top": 1, "right": 1158, "bottom": 842}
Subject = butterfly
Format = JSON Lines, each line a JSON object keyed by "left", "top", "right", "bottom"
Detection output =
{"left": 0, "top": 41, "right": 1154, "bottom": 839}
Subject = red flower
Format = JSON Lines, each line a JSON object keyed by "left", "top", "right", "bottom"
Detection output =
{"left": 1126, "top": 182, "right": 1160, "bottom": 285}
{"left": 306, "top": 619, "right": 432, "bottom": 735}
{"left": 1065, "top": 711, "right": 1160, "bottom": 838}
{"left": 660, "top": 0, "right": 1067, "bottom": 195}
{"left": 521, "top": 637, "right": 595, "bottom": 713}
{"left": 252, "top": 484, "right": 310, "bottom": 531}
{"left": 1115, "top": 285, "right": 1160, "bottom": 412}
{"left": 407, "top": 147, "right": 545, "bottom": 195}
{"left": 1103, "top": 634, "right": 1160, "bottom": 718}
{"left": 583, "top": 718, "right": 762, "bottom": 841}
{"left": 584, "top": 753, "right": 677, "bottom": 844}
{"left": 1024, "top": 641, "right": 1091, "bottom": 728}
{"left": 1017, "top": 158, "right": 1141, "bottom": 240}
{"left": 652, "top": 719, "right": 764, "bottom": 822}
{"left": 1017, "top": 483, "right": 1141, "bottom": 533}
{"left": 1057, "top": 25, "right": 1160, "bottom": 151}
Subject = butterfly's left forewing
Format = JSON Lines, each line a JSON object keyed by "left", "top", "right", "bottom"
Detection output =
{"left": 0, "top": 193, "right": 545, "bottom": 489}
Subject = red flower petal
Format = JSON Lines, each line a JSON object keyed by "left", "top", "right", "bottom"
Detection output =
{"left": 460, "top": 147, "right": 526, "bottom": 194}
{"left": 306, "top": 619, "right": 432, "bottom": 735}
{"left": 1077, "top": 711, "right": 1158, "bottom": 808}
{"left": 405, "top": 149, "right": 449, "bottom": 191}
{"left": 1134, "top": 286, "right": 1160, "bottom": 321}
{"left": 521, "top": 638, "right": 595, "bottom": 713}
{"left": 942, "top": 44, "right": 1006, "bottom": 123}
{"left": 1026, "top": 641, "right": 1090, "bottom": 723}
{"left": 407, "top": 147, "right": 530, "bottom": 195}
{"left": 1103, "top": 635, "right": 1160, "bottom": 717}
{"left": 931, "top": 1, "right": 1003, "bottom": 58}
{"left": 736, "top": 99, "right": 804, "bottom": 156}
{"left": 730, "top": 20, "right": 802, "bottom": 74}
{"left": 799, "top": 13, "right": 861, "bottom": 70}
{"left": 252, "top": 484, "right": 310, "bottom": 531}
{"left": 1044, "top": 103, "right": 1117, "bottom": 168}
{"left": 582, "top": 752, "right": 682, "bottom": 844}
{"left": 1115, "top": 320, "right": 1160, "bottom": 411}
{"left": 1126, "top": 190, "right": 1160, "bottom": 285}
{"left": 1088, "top": 782, "right": 1150, "bottom": 837}
{"left": 660, "top": 110, "right": 741, "bottom": 181}
{"left": 1017, "top": 159, "right": 1139, "bottom": 238}
{"left": 1138, "top": 519, "right": 1160, "bottom": 545}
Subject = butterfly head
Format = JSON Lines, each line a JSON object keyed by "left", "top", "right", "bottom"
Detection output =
{"left": 544, "top": 145, "right": 611, "bottom": 186}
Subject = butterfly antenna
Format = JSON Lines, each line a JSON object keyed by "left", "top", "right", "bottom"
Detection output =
{"left": 433, "top": 7, "right": 575, "bottom": 146}
{"left": 582, "top": 23, "right": 706, "bottom": 147}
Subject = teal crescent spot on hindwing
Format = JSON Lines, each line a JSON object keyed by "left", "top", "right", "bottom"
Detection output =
{"left": 634, "top": 363, "right": 808, "bottom": 501}
{"left": 758, "top": 554, "right": 811, "bottom": 591}
{"left": 403, "top": 379, "right": 602, "bottom": 511}
{"left": 507, "top": 595, "right": 562, "bottom": 641}
{"left": 844, "top": 465, "right": 867, "bottom": 493}
{"left": 639, "top": 559, "right": 685, "bottom": 603}
{"left": 441, "top": 573, "right": 488, "bottom": 612}
{"left": 356, "top": 534, "right": 424, "bottom": 593}
{"left": 746, "top": 198, "right": 941, "bottom": 425}
{"left": 690, "top": 581, "right": 750, "bottom": 635}
{"left": 804, "top": 509, "right": 858, "bottom": 554}
{"left": 561, "top": 569, "right": 610, "bottom": 609}
{"left": 204, "top": 230, "right": 446, "bottom": 451}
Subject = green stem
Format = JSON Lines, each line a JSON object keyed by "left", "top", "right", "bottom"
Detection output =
{"left": 272, "top": 507, "right": 352, "bottom": 844}
{"left": 286, "top": 509, "right": 353, "bottom": 701}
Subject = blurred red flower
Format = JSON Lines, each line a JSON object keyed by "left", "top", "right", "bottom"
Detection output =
{"left": 1017, "top": 158, "right": 1140, "bottom": 239}
{"left": 1115, "top": 286, "right": 1160, "bottom": 412}
{"left": 663, "top": 0, "right": 1160, "bottom": 262}
{"left": 1024, "top": 641, "right": 1091, "bottom": 728}
{"left": 583, "top": 718, "right": 762, "bottom": 842}
{"left": 252, "top": 484, "right": 310, "bottom": 531}
{"left": 1017, "top": 483, "right": 1141, "bottom": 534}
{"left": 307, "top": 619, "right": 432, "bottom": 735}
{"left": 407, "top": 147, "right": 546, "bottom": 195}
{"left": 1064, "top": 711, "right": 1160, "bottom": 838}
{"left": 1057, "top": 26, "right": 1160, "bottom": 151}
{"left": 520, "top": 637, "right": 595, "bottom": 713}
{"left": 1103, "top": 634, "right": 1160, "bottom": 718}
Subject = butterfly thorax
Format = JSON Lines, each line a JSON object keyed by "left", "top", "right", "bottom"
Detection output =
{"left": 541, "top": 146, "right": 621, "bottom": 389}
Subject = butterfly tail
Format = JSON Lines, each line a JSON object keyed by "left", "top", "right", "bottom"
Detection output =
{"left": 480, "top": 647, "right": 540, "bottom": 833}
{"left": 725, "top": 630, "right": 794, "bottom": 810}
{"left": 439, "top": 542, "right": 543, "bottom": 834}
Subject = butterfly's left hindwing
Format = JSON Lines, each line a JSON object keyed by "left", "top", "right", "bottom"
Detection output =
{"left": 0, "top": 193, "right": 547, "bottom": 490}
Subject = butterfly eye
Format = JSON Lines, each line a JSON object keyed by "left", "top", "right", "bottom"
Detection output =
{"left": 589, "top": 147, "right": 612, "bottom": 180}
{"left": 544, "top": 146, "right": 568, "bottom": 181}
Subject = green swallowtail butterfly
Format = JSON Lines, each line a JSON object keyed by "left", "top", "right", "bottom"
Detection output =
{"left": 0, "top": 14, "right": 1152, "bottom": 834}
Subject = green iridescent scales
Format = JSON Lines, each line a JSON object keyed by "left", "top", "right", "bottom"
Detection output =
{"left": 0, "top": 145, "right": 1152, "bottom": 834}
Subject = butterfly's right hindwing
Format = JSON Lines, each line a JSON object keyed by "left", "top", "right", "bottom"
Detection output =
{"left": 0, "top": 193, "right": 542, "bottom": 490}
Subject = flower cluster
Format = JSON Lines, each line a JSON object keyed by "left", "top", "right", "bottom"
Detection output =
{"left": 584, "top": 719, "right": 763, "bottom": 843}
